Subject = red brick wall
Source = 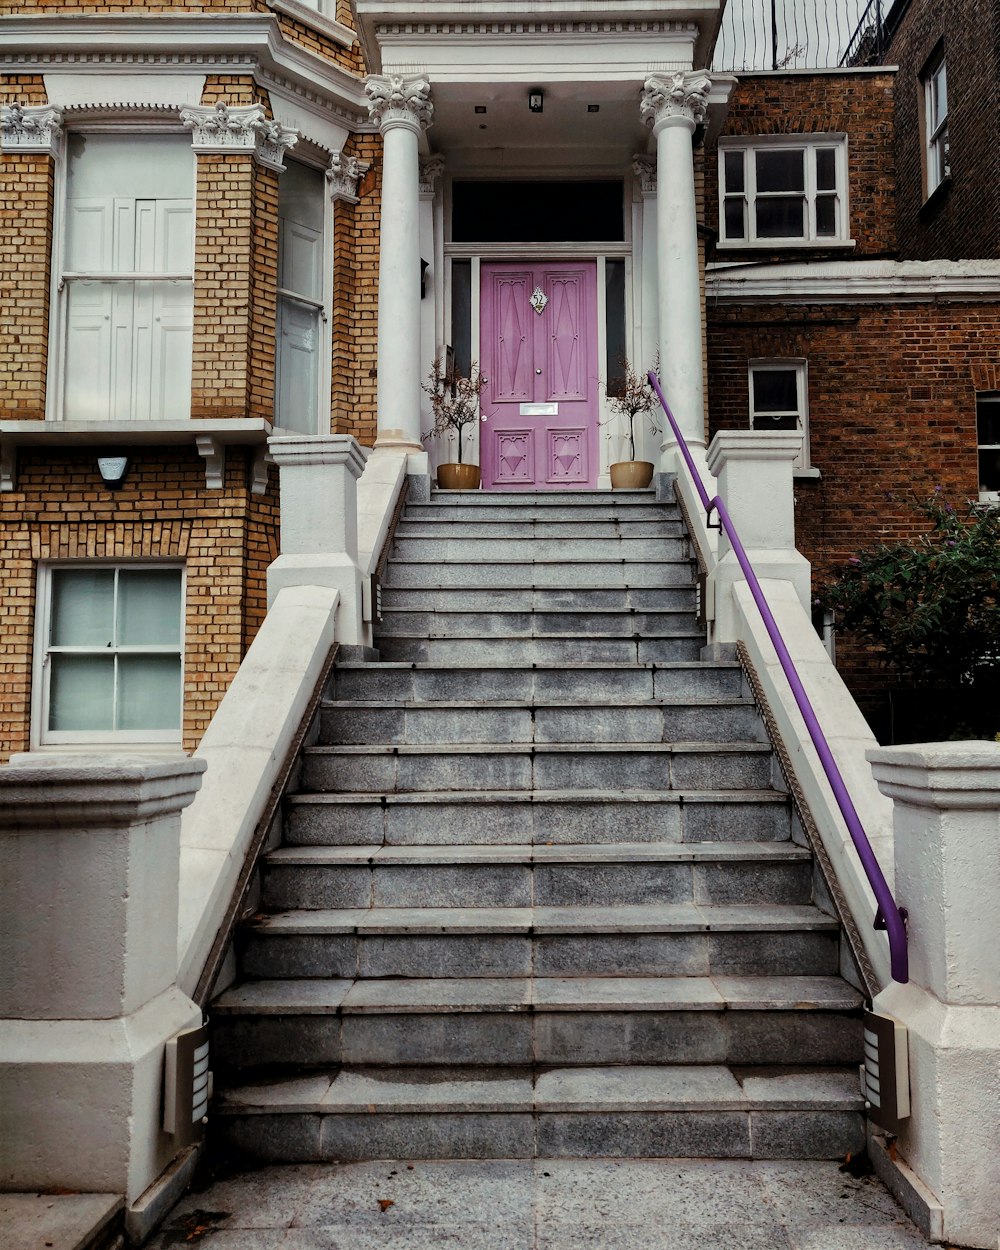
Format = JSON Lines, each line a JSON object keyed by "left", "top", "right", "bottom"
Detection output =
{"left": 707, "top": 299, "right": 995, "bottom": 710}
{"left": 704, "top": 71, "right": 897, "bottom": 261}
{"left": 886, "top": 0, "right": 1000, "bottom": 259}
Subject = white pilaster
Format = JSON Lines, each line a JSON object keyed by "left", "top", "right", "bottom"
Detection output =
{"left": 641, "top": 71, "right": 711, "bottom": 467}
{"left": 366, "top": 74, "right": 433, "bottom": 466}
{"left": 705, "top": 430, "right": 811, "bottom": 643}
{"left": 867, "top": 743, "right": 1000, "bottom": 1249}
{"left": 266, "top": 434, "right": 367, "bottom": 643}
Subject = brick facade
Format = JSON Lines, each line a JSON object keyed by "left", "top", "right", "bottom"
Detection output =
{"left": 704, "top": 71, "right": 897, "bottom": 262}
{"left": 885, "top": 0, "right": 1000, "bottom": 260}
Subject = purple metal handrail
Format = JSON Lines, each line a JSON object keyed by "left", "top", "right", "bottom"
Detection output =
{"left": 649, "top": 371, "right": 908, "bottom": 983}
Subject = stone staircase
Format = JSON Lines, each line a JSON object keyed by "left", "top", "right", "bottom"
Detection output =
{"left": 211, "top": 487, "right": 865, "bottom": 1162}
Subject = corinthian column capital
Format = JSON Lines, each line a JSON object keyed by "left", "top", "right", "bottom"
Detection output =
{"left": 640, "top": 71, "right": 712, "bottom": 133}
{"left": 365, "top": 74, "right": 433, "bottom": 134}
{"left": 1, "top": 103, "right": 63, "bottom": 155}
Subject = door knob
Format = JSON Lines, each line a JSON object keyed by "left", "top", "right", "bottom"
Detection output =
{"left": 535, "top": 368, "right": 542, "bottom": 375}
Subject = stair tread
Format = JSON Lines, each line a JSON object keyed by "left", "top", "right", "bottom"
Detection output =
{"left": 216, "top": 1064, "right": 863, "bottom": 1115}
{"left": 286, "top": 788, "right": 790, "bottom": 806}
{"left": 304, "top": 741, "right": 773, "bottom": 757}
{"left": 334, "top": 661, "right": 742, "bottom": 671}
{"left": 214, "top": 974, "right": 862, "bottom": 1016}
{"left": 265, "top": 841, "right": 810, "bottom": 866}
{"left": 252, "top": 902, "right": 838, "bottom": 935}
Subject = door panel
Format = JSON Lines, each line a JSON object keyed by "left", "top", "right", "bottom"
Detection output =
{"left": 480, "top": 261, "right": 598, "bottom": 491}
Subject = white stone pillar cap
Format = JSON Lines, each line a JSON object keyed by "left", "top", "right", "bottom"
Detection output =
{"left": 0, "top": 755, "right": 205, "bottom": 829}
{"left": 268, "top": 434, "right": 368, "bottom": 479}
{"left": 706, "top": 431, "right": 804, "bottom": 475}
{"left": 868, "top": 741, "right": 1000, "bottom": 809}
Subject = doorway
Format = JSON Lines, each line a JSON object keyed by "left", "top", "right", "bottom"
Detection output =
{"left": 479, "top": 261, "right": 599, "bottom": 490}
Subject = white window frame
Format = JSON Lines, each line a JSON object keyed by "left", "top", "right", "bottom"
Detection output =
{"left": 923, "top": 54, "right": 950, "bottom": 197}
{"left": 718, "top": 135, "right": 852, "bottom": 248}
{"left": 32, "top": 561, "right": 186, "bottom": 749}
{"left": 274, "top": 152, "right": 334, "bottom": 435}
{"left": 977, "top": 393, "right": 1000, "bottom": 504}
{"left": 47, "top": 122, "right": 196, "bottom": 425}
{"left": 749, "top": 359, "right": 810, "bottom": 468}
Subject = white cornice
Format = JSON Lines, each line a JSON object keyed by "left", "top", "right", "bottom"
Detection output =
{"left": 0, "top": 15, "right": 368, "bottom": 124}
{"left": 706, "top": 259, "right": 1000, "bottom": 304}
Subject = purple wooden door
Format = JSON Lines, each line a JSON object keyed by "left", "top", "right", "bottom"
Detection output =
{"left": 480, "top": 261, "right": 598, "bottom": 490}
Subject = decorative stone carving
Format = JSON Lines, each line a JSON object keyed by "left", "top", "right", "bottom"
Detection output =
{"left": 1, "top": 103, "right": 63, "bottom": 155}
{"left": 418, "top": 154, "right": 445, "bottom": 197}
{"left": 640, "top": 71, "right": 712, "bottom": 131}
{"left": 365, "top": 74, "right": 433, "bottom": 133}
{"left": 195, "top": 435, "right": 225, "bottom": 490}
{"left": 180, "top": 102, "right": 297, "bottom": 171}
{"left": 327, "top": 149, "right": 361, "bottom": 204}
{"left": 632, "top": 154, "right": 657, "bottom": 195}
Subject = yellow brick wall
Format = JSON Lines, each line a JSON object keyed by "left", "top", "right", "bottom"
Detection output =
{"left": 0, "top": 0, "right": 265, "bottom": 12}
{"left": 0, "top": 447, "right": 278, "bottom": 762}
{"left": 0, "top": 153, "right": 53, "bottom": 421}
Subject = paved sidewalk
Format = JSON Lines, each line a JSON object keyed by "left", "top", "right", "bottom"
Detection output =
{"left": 147, "top": 1158, "right": 933, "bottom": 1249}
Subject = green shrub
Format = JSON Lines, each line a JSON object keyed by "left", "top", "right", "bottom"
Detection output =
{"left": 821, "top": 493, "right": 1000, "bottom": 688}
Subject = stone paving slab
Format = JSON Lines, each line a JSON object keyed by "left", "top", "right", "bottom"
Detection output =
{"left": 0, "top": 1193, "right": 122, "bottom": 1250}
{"left": 146, "top": 1158, "right": 940, "bottom": 1249}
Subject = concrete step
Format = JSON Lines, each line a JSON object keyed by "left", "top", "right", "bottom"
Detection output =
{"left": 214, "top": 1064, "right": 865, "bottom": 1161}
{"left": 374, "top": 634, "right": 705, "bottom": 664}
{"left": 318, "top": 700, "right": 766, "bottom": 746}
{"left": 283, "top": 788, "right": 793, "bottom": 847}
{"left": 407, "top": 502, "right": 676, "bottom": 522}
{"left": 240, "top": 903, "right": 840, "bottom": 980}
{"left": 395, "top": 519, "right": 686, "bottom": 538}
{"left": 381, "top": 559, "right": 696, "bottom": 589}
{"left": 390, "top": 536, "right": 689, "bottom": 563}
{"left": 422, "top": 488, "right": 660, "bottom": 506}
{"left": 211, "top": 975, "right": 862, "bottom": 1071}
{"left": 375, "top": 608, "right": 697, "bottom": 639}
{"left": 377, "top": 586, "right": 697, "bottom": 613}
{"left": 260, "top": 842, "right": 813, "bottom": 910}
{"left": 330, "top": 662, "right": 746, "bottom": 703}
{"left": 300, "top": 741, "right": 776, "bottom": 794}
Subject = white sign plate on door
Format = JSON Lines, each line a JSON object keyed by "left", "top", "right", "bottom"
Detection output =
{"left": 520, "top": 402, "right": 559, "bottom": 416}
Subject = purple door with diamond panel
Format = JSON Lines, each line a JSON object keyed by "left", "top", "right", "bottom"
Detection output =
{"left": 480, "top": 261, "right": 598, "bottom": 490}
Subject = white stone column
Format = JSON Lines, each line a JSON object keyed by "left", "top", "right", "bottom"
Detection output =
{"left": 867, "top": 743, "right": 1000, "bottom": 1249}
{"left": 266, "top": 433, "right": 368, "bottom": 644}
{"left": 0, "top": 756, "right": 205, "bottom": 1202}
{"left": 366, "top": 74, "right": 433, "bottom": 470}
{"left": 705, "top": 430, "right": 811, "bottom": 643}
{"left": 640, "top": 71, "right": 711, "bottom": 466}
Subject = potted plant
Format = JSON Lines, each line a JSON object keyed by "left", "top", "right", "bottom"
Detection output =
{"left": 422, "top": 355, "right": 486, "bottom": 490}
{"left": 604, "top": 356, "right": 661, "bottom": 489}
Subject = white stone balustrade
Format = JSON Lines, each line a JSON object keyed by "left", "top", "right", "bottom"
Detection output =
{"left": 705, "top": 430, "right": 811, "bottom": 645}
{"left": 867, "top": 742, "right": 1000, "bottom": 1250}
{"left": 0, "top": 756, "right": 204, "bottom": 1202}
{"left": 267, "top": 433, "right": 367, "bottom": 644}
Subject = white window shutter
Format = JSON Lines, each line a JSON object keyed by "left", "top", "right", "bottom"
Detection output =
{"left": 276, "top": 297, "right": 321, "bottom": 433}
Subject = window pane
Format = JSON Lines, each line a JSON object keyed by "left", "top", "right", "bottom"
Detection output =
{"left": 116, "top": 569, "right": 182, "bottom": 646}
{"left": 755, "top": 149, "right": 805, "bottom": 193}
{"left": 451, "top": 181, "right": 624, "bottom": 243}
{"left": 977, "top": 399, "right": 1000, "bottom": 446}
{"left": 931, "top": 64, "right": 947, "bottom": 127}
{"left": 51, "top": 569, "right": 114, "bottom": 646}
{"left": 67, "top": 133, "right": 193, "bottom": 202}
{"left": 816, "top": 148, "right": 837, "bottom": 191}
{"left": 755, "top": 197, "right": 805, "bottom": 238}
{"left": 117, "top": 655, "right": 182, "bottom": 730}
{"left": 279, "top": 159, "right": 325, "bottom": 234}
{"left": 451, "top": 259, "right": 472, "bottom": 377}
{"left": 815, "top": 195, "right": 837, "bottom": 237}
{"left": 724, "top": 150, "right": 745, "bottom": 193}
{"left": 605, "top": 260, "right": 627, "bottom": 393}
{"left": 49, "top": 654, "right": 114, "bottom": 731}
{"left": 752, "top": 414, "right": 799, "bottom": 431}
{"left": 752, "top": 369, "right": 799, "bottom": 413}
{"left": 724, "top": 198, "right": 746, "bottom": 239}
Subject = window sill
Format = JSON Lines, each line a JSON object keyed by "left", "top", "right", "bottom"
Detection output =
{"left": 22, "top": 743, "right": 187, "bottom": 757}
{"left": 716, "top": 238, "right": 857, "bottom": 251}
{"left": 0, "top": 418, "right": 273, "bottom": 493}
{"left": 794, "top": 467, "right": 822, "bottom": 480}
{"left": 920, "top": 174, "right": 952, "bottom": 214}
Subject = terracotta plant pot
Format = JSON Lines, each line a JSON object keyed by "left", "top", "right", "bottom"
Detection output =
{"left": 437, "top": 462, "right": 481, "bottom": 490}
{"left": 609, "top": 460, "right": 654, "bottom": 490}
